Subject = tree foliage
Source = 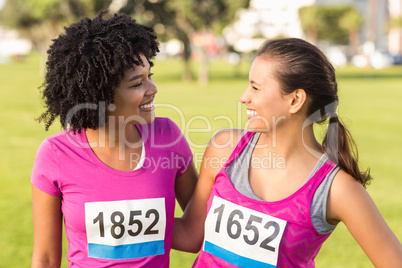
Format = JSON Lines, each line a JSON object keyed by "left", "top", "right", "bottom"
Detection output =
{"left": 118, "top": 0, "right": 249, "bottom": 83}
{"left": 0, "top": 0, "right": 249, "bottom": 82}
{"left": 299, "top": 5, "right": 363, "bottom": 45}
{"left": 388, "top": 16, "right": 402, "bottom": 30}
{"left": 0, "top": 0, "right": 111, "bottom": 49}
{"left": 299, "top": 6, "right": 319, "bottom": 44}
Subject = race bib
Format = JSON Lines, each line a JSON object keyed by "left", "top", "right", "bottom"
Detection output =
{"left": 85, "top": 198, "right": 166, "bottom": 260}
{"left": 204, "top": 196, "right": 287, "bottom": 268}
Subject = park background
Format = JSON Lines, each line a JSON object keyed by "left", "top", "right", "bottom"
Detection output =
{"left": 1, "top": 0, "right": 402, "bottom": 267}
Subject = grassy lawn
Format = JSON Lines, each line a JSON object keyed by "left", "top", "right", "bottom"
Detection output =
{"left": 0, "top": 53, "right": 401, "bottom": 267}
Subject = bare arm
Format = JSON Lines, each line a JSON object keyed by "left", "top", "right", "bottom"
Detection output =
{"left": 175, "top": 162, "right": 198, "bottom": 211}
{"left": 31, "top": 185, "right": 63, "bottom": 268}
{"left": 327, "top": 170, "right": 402, "bottom": 267}
{"left": 172, "top": 129, "right": 243, "bottom": 253}
{"left": 172, "top": 152, "right": 216, "bottom": 253}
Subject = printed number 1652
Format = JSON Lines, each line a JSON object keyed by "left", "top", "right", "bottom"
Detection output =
{"left": 213, "top": 204, "right": 280, "bottom": 252}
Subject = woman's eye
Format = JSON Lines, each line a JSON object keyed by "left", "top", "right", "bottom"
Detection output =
{"left": 131, "top": 82, "right": 142, "bottom": 88}
{"left": 130, "top": 73, "right": 153, "bottom": 88}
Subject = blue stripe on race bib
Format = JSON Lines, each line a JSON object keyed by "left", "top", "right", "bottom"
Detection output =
{"left": 88, "top": 240, "right": 164, "bottom": 260}
{"left": 204, "top": 241, "right": 276, "bottom": 268}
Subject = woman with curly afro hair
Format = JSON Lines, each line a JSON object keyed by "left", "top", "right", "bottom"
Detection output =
{"left": 31, "top": 11, "right": 197, "bottom": 267}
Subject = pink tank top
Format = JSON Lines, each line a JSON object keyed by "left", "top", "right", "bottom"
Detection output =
{"left": 193, "top": 131, "right": 336, "bottom": 267}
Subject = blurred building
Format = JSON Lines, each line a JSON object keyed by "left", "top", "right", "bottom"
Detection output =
{"left": 248, "top": 0, "right": 315, "bottom": 39}
{"left": 0, "top": 24, "right": 32, "bottom": 63}
{"left": 224, "top": 0, "right": 400, "bottom": 59}
{"left": 388, "top": 0, "right": 402, "bottom": 57}
{"left": 223, "top": 0, "right": 315, "bottom": 53}
{"left": 316, "top": 0, "right": 389, "bottom": 52}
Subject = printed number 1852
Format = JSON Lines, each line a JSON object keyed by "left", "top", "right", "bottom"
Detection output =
{"left": 93, "top": 209, "right": 159, "bottom": 239}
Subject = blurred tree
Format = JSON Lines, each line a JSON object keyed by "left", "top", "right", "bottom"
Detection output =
{"left": 339, "top": 7, "right": 364, "bottom": 56}
{"left": 317, "top": 6, "right": 350, "bottom": 44}
{"left": 299, "top": 6, "right": 319, "bottom": 45}
{"left": 120, "top": 0, "right": 250, "bottom": 84}
{"left": 0, "top": 0, "right": 111, "bottom": 73}
{"left": 299, "top": 5, "right": 363, "bottom": 47}
{"left": 176, "top": 0, "right": 250, "bottom": 85}
{"left": 0, "top": 0, "right": 249, "bottom": 83}
{"left": 0, "top": 0, "right": 110, "bottom": 52}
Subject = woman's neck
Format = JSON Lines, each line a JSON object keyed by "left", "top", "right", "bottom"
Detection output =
{"left": 85, "top": 123, "right": 142, "bottom": 151}
{"left": 85, "top": 123, "right": 144, "bottom": 171}
{"left": 256, "top": 120, "right": 322, "bottom": 161}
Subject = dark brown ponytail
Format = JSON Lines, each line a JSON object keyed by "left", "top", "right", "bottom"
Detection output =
{"left": 257, "top": 38, "right": 372, "bottom": 187}
{"left": 323, "top": 116, "right": 371, "bottom": 187}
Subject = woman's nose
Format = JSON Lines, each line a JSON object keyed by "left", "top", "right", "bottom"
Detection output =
{"left": 147, "top": 81, "right": 158, "bottom": 96}
{"left": 240, "top": 88, "right": 250, "bottom": 104}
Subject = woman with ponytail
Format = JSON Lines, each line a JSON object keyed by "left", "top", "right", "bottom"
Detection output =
{"left": 173, "top": 38, "right": 402, "bottom": 267}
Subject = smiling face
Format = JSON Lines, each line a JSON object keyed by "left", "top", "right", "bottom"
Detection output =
{"left": 108, "top": 54, "right": 157, "bottom": 125}
{"left": 240, "top": 56, "right": 293, "bottom": 132}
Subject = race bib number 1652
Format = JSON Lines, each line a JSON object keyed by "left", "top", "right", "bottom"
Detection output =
{"left": 203, "top": 196, "right": 286, "bottom": 268}
{"left": 85, "top": 198, "right": 166, "bottom": 260}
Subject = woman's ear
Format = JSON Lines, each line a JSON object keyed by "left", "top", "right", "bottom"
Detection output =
{"left": 289, "top": 89, "right": 307, "bottom": 114}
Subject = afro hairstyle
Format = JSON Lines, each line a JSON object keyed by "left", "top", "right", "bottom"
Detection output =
{"left": 38, "top": 10, "right": 159, "bottom": 133}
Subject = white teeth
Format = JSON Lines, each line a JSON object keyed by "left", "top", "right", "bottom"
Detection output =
{"left": 247, "top": 110, "right": 258, "bottom": 116}
{"left": 139, "top": 101, "right": 154, "bottom": 109}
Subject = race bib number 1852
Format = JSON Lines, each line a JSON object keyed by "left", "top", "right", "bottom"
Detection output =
{"left": 85, "top": 198, "right": 166, "bottom": 260}
{"left": 204, "top": 196, "right": 287, "bottom": 268}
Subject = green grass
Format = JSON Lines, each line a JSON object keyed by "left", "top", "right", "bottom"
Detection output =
{"left": 1, "top": 53, "right": 401, "bottom": 267}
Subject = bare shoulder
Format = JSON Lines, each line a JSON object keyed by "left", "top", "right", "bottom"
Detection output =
{"left": 332, "top": 169, "right": 364, "bottom": 190}
{"left": 207, "top": 129, "right": 244, "bottom": 156}
{"left": 330, "top": 169, "right": 367, "bottom": 198}
{"left": 327, "top": 169, "right": 372, "bottom": 222}
{"left": 200, "top": 129, "right": 244, "bottom": 174}
{"left": 328, "top": 170, "right": 402, "bottom": 266}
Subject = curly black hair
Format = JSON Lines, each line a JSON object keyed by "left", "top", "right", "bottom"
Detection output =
{"left": 38, "top": 10, "right": 159, "bottom": 133}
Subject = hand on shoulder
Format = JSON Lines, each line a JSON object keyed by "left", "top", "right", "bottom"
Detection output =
{"left": 200, "top": 129, "right": 244, "bottom": 177}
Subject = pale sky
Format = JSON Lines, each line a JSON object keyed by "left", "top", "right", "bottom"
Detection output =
{"left": 0, "top": 0, "right": 4, "bottom": 10}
